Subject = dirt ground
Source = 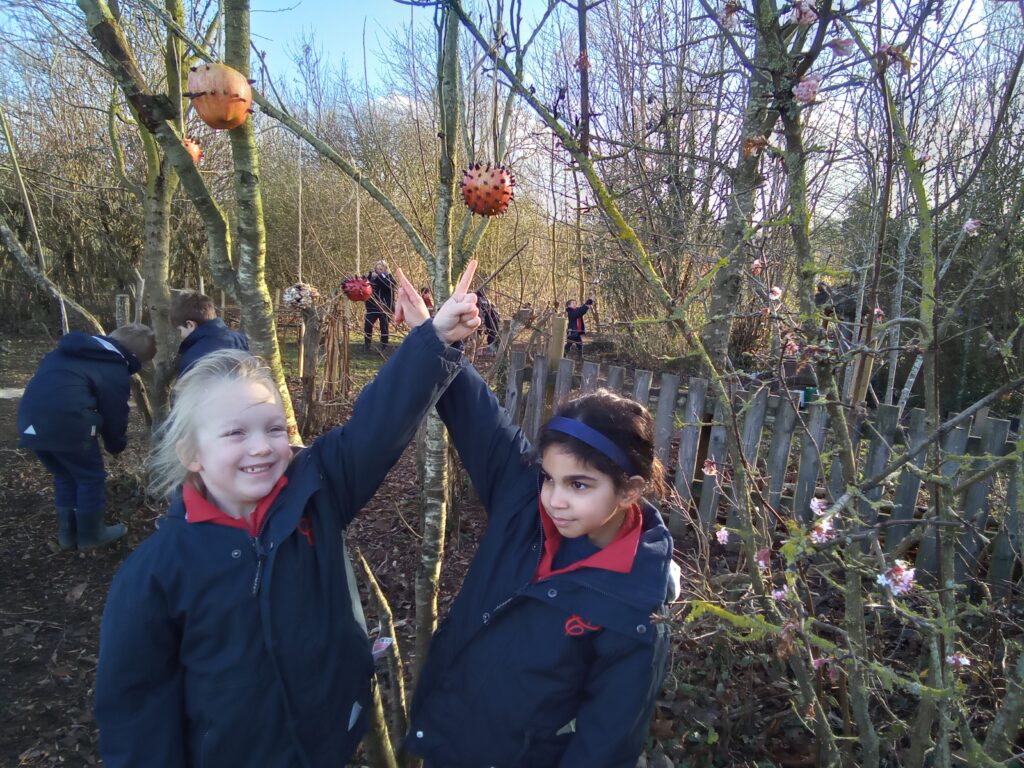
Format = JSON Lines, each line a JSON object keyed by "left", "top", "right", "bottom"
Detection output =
{"left": 0, "top": 331, "right": 485, "bottom": 767}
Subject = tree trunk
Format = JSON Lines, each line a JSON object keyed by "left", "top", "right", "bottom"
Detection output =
{"left": 414, "top": 7, "right": 460, "bottom": 685}
{"left": 223, "top": 0, "right": 298, "bottom": 438}
{"left": 141, "top": 151, "right": 180, "bottom": 423}
{"left": 700, "top": 32, "right": 776, "bottom": 372}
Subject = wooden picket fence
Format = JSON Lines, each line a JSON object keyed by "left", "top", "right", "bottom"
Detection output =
{"left": 503, "top": 351, "right": 1021, "bottom": 595}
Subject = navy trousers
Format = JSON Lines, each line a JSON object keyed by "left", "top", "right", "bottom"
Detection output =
{"left": 34, "top": 442, "right": 107, "bottom": 513}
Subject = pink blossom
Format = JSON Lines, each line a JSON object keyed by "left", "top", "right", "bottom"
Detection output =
{"left": 716, "top": 527, "right": 730, "bottom": 545}
{"left": 771, "top": 586, "right": 792, "bottom": 601}
{"left": 755, "top": 548, "right": 771, "bottom": 570}
{"left": 963, "top": 218, "right": 981, "bottom": 237}
{"left": 788, "top": 1, "right": 818, "bottom": 25}
{"left": 809, "top": 498, "right": 828, "bottom": 516}
{"left": 811, "top": 515, "right": 836, "bottom": 544}
{"left": 814, "top": 656, "right": 840, "bottom": 683}
{"left": 793, "top": 75, "right": 821, "bottom": 105}
{"left": 946, "top": 652, "right": 971, "bottom": 669}
{"left": 918, "top": 153, "right": 932, "bottom": 165}
{"left": 751, "top": 257, "right": 765, "bottom": 277}
{"left": 877, "top": 559, "right": 916, "bottom": 596}
{"left": 873, "top": 306, "right": 885, "bottom": 323}
{"left": 827, "top": 38, "right": 855, "bottom": 58}
{"left": 783, "top": 337, "right": 800, "bottom": 356}
{"left": 721, "top": 1, "right": 741, "bottom": 30}
{"left": 769, "top": 285, "right": 784, "bottom": 301}
{"left": 702, "top": 458, "right": 718, "bottom": 477}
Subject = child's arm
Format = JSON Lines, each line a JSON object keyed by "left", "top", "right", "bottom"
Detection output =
{"left": 95, "top": 371, "right": 131, "bottom": 454}
{"left": 434, "top": 363, "right": 537, "bottom": 519}
{"left": 315, "top": 263, "right": 479, "bottom": 523}
{"left": 557, "top": 629, "right": 670, "bottom": 767}
{"left": 95, "top": 562, "right": 186, "bottom": 767}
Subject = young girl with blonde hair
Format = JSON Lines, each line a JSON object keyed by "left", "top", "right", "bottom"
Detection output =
{"left": 95, "top": 264, "right": 480, "bottom": 767}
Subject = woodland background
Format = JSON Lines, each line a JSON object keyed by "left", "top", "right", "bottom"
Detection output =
{"left": 2, "top": 0, "right": 1024, "bottom": 766}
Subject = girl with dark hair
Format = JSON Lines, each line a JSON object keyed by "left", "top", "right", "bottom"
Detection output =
{"left": 406, "top": 372, "right": 678, "bottom": 767}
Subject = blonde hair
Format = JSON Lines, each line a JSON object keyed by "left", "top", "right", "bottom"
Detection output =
{"left": 110, "top": 323, "right": 157, "bottom": 363}
{"left": 149, "top": 349, "right": 281, "bottom": 498}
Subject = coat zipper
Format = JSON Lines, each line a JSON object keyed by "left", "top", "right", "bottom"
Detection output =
{"left": 492, "top": 524, "right": 546, "bottom": 616}
{"left": 250, "top": 515, "right": 272, "bottom": 598}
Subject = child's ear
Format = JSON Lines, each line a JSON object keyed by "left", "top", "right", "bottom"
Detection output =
{"left": 619, "top": 475, "right": 646, "bottom": 507}
{"left": 176, "top": 439, "right": 202, "bottom": 473}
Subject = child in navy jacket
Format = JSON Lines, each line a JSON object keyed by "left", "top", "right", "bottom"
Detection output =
{"left": 564, "top": 297, "right": 594, "bottom": 356}
{"left": 171, "top": 289, "right": 249, "bottom": 376}
{"left": 95, "top": 264, "right": 481, "bottom": 768}
{"left": 17, "top": 324, "right": 156, "bottom": 550}
{"left": 407, "top": 366, "right": 678, "bottom": 767}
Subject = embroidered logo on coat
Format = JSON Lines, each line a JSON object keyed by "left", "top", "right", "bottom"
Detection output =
{"left": 564, "top": 614, "right": 601, "bottom": 636}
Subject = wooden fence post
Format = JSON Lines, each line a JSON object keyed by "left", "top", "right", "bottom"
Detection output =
{"left": 956, "top": 415, "right": 1011, "bottom": 580}
{"left": 672, "top": 377, "right": 707, "bottom": 537}
{"left": 114, "top": 294, "right": 131, "bottom": 328}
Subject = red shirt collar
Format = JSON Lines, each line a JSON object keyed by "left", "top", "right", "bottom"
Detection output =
{"left": 534, "top": 501, "right": 642, "bottom": 581}
{"left": 183, "top": 475, "right": 288, "bottom": 537}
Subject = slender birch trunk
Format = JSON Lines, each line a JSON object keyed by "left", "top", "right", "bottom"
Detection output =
{"left": 414, "top": 8, "right": 460, "bottom": 685}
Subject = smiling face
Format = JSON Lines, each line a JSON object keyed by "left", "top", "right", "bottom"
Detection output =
{"left": 180, "top": 379, "right": 291, "bottom": 519}
{"left": 540, "top": 446, "right": 640, "bottom": 547}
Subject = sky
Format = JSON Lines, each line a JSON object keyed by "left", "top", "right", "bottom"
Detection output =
{"left": 249, "top": 0, "right": 550, "bottom": 91}
{"left": 250, "top": 0, "right": 419, "bottom": 89}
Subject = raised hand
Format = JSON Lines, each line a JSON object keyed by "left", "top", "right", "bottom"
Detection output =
{"left": 393, "top": 267, "right": 426, "bottom": 328}
{"left": 433, "top": 260, "right": 481, "bottom": 344}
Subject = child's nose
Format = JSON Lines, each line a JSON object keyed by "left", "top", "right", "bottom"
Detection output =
{"left": 249, "top": 435, "right": 272, "bottom": 454}
{"left": 547, "top": 485, "right": 569, "bottom": 508}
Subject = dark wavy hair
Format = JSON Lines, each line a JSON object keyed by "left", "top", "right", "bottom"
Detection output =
{"left": 538, "top": 388, "right": 667, "bottom": 497}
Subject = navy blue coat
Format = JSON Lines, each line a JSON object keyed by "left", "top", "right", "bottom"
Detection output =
{"left": 366, "top": 271, "right": 396, "bottom": 314}
{"left": 565, "top": 303, "right": 591, "bottom": 340}
{"left": 178, "top": 318, "right": 249, "bottom": 375}
{"left": 406, "top": 364, "right": 675, "bottom": 767}
{"left": 95, "top": 322, "right": 463, "bottom": 768}
{"left": 17, "top": 331, "right": 142, "bottom": 454}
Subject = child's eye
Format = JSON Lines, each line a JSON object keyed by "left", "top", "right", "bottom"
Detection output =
{"left": 269, "top": 425, "right": 286, "bottom": 434}
{"left": 540, "top": 472, "right": 552, "bottom": 484}
{"left": 571, "top": 481, "right": 589, "bottom": 491}
{"left": 224, "top": 429, "right": 245, "bottom": 437}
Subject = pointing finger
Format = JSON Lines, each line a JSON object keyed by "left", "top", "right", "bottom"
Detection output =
{"left": 453, "top": 259, "right": 478, "bottom": 301}
{"left": 396, "top": 267, "right": 417, "bottom": 297}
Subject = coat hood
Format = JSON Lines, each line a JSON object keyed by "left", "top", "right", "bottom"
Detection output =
{"left": 557, "top": 498, "right": 677, "bottom": 613}
{"left": 57, "top": 331, "right": 141, "bottom": 374}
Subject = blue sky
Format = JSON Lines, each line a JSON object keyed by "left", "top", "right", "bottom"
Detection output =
{"left": 250, "top": 0, "right": 550, "bottom": 89}
{"left": 250, "top": 0, "right": 418, "bottom": 88}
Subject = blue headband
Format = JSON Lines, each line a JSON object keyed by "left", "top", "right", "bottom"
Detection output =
{"left": 543, "top": 416, "right": 638, "bottom": 476}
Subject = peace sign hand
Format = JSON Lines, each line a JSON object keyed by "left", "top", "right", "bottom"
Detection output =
{"left": 433, "top": 260, "right": 481, "bottom": 344}
{"left": 393, "top": 261, "right": 481, "bottom": 344}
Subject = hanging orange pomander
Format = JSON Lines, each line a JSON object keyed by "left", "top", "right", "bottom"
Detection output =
{"left": 186, "top": 63, "right": 253, "bottom": 130}
{"left": 183, "top": 137, "right": 203, "bottom": 164}
{"left": 460, "top": 163, "right": 515, "bottom": 216}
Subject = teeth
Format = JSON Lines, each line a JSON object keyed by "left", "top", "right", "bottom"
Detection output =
{"left": 242, "top": 465, "right": 270, "bottom": 473}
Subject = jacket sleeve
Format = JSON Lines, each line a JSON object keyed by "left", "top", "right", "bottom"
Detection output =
{"left": 557, "top": 628, "right": 669, "bottom": 768}
{"left": 434, "top": 362, "right": 537, "bottom": 521}
{"left": 314, "top": 320, "right": 463, "bottom": 525}
{"left": 95, "top": 559, "right": 186, "bottom": 768}
{"left": 95, "top": 368, "right": 131, "bottom": 454}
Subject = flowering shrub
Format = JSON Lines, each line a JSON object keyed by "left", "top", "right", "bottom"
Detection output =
{"left": 793, "top": 75, "right": 821, "bottom": 105}
{"left": 827, "top": 37, "right": 855, "bottom": 57}
{"left": 877, "top": 560, "right": 916, "bottom": 596}
{"left": 788, "top": 0, "right": 817, "bottom": 25}
{"left": 963, "top": 218, "right": 982, "bottom": 236}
